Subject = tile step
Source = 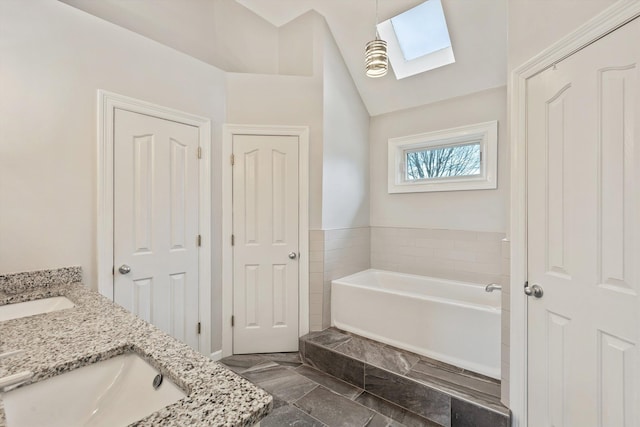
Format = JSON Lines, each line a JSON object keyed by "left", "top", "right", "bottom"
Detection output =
{"left": 300, "top": 328, "right": 510, "bottom": 427}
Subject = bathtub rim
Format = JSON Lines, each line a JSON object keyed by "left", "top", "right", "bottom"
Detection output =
{"left": 331, "top": 269, "right": 501, "bottom": 313}
{"left": 331, "top": 268, "right": 502, "bottom": 379}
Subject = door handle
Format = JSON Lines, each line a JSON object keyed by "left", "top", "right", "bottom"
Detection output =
{"left": 119, "top": 264, "right": 132, "bottom": 275}
{"left": 288, "top": 252, "right": 297, "bottom": 260}
{"left": 524, "top": 283, "right": 543, "bottom": 298}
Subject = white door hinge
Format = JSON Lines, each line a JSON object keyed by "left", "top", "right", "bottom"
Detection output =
{"left": 231, "top": 234, "right": 235, "bottom": 246}
{"left": 231, "top": 316, "right": 235, "bottom": 327}
{"left": 230, "top": 154, "right": 235, "bottom": 166}
{"left": 197, "top": 147, "right": 202, "bottom": 159}
{"left": 197, "top": 322, "right": 201, "bottom": 334}
{"left": 197, "top": 235, "right": 202, "bottom": 247}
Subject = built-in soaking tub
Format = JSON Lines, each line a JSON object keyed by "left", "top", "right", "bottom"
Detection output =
{"left": 331, "top": 269, "right": 501, "bottom": 379}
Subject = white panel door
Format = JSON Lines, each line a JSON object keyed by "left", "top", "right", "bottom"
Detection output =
{"left": 114, "top": 109, "right": 200, "bottom": 350}
{"left": 526, "top": 18, "right": 639, "bottom": 426}
{"left": 233, "top": 134, "right": 299, "bottom": 354}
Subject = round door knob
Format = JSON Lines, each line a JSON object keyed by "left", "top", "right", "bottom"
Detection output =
{"left": 288, "top": 252, "right": 297, "bottom": 260}
{"left": 119, "top": 264, "right": 132, "bottom": 275}
{"left": 524, "top": 283, "right": 543, "bottom": 298}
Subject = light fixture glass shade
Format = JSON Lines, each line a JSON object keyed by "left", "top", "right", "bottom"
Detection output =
{"left": 365, "top": 38, "right": 388, "bottom": 78}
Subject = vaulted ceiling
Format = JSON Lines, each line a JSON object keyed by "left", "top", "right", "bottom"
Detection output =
{"left": 236, "top": 0, "right": 507, "bottom": 116}
{"left": 60, "top": 0, "right": 507, "bottom": 116}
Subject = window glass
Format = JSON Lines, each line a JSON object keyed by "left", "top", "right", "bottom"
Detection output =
{"left": 405, "top": 142, "right": 481, "bottom": 181}
{"left": 387, "top": 121, "right": 497, "bottom": 193}
{"left": 391, "top": 0, "right": 451, "bottom": 61}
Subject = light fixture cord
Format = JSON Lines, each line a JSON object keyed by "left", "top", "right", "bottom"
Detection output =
{"left": 374, "top": 0, "right": 379, "bottom": 39}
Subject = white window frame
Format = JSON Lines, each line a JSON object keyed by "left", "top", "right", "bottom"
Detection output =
{"left": 387, "top": 120, "right": 498, "bottom": 193}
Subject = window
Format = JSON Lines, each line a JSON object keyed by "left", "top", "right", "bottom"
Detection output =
{"left": 388, "top": 121, "right": 498, "bottom": 193}
{"left": 405, "top": 142, "right": 481, "bottom": 181}
{"left": 377, "top": 0, "right": 455, "bottom": 80}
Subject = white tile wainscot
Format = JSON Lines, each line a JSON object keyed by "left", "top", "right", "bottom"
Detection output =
{"left": 370, "top": 227, "right": 505, "bottom": 286}
{"left": 308, "top": 228, "right": 370, "bottom": 331}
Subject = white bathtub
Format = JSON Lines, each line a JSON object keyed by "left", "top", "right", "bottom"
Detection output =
{"left": 331, "top": 269, "right": 501, "bottom": 379}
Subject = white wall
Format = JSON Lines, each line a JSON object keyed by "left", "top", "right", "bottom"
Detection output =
{"left": 212, "top": 0, "right": 280, "bottom": 73}
{"left": 370, "top": 86, "right": 508, "bottom": 233}
{"left": 278, "top": 11, "right": 315, "bottom": 77}
{"left": 321, "top": 20, "right": 370, "bottom": 230}
{"left": 227, "top": 10, "right": 370, "bottom": 231}
{"left": 60, "top": 0, "right": 280, "bottom": 74}
{"left": 508, "top": 0, "right": 617, "bottom": 70}
{"left": 0, "top": 0, "right": 226, "bottom": 347}
{"left": 226, "top": 73, "right": 324, "bottom": 228}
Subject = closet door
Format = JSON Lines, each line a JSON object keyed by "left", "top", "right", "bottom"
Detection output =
{"left": 113, "top": 108, "right": 200, "bottom": 350}
{"left": 232, "top": 134, "right": 300, "bottom": 354}
{"left": 526, "top": 17, "right": 639, "bottom": 426}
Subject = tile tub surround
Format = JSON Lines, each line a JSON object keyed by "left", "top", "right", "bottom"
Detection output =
{"left": 300, "top": 329, "right": 510, "bottom": 427}
{"left": 370, "top": 227, "right": 505, "bottom": 286}
{"left": 0, "top": 279, "right": 271, "bottom": 426}
{"left": 309, "top": 228, "right": 371, "bottom": 331}
{"left": 0, "top": 266, "right": 82, "bottom": 295}
{"left": 311, "top": 227, "right": 503, "bottom": 332}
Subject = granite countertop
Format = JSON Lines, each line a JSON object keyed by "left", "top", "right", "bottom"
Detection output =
{"left": 0, "top": 267, "right": 272, "bottom": 426}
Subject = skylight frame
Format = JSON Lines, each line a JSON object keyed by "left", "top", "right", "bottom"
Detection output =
{"left": 377, "top": 0, "right": 455, "bottom": 80}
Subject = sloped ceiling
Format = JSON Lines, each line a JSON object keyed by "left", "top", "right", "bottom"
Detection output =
{"left": 236, "top": 0, "right": 507, "bottom": 116}
{"left": 59, "top": 0, "right": 507, "bottom": 116}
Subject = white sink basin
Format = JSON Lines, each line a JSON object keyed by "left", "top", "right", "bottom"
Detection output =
{"left": 2, "top": 353, "right": 186, "bottom": 427}
{"left": 0, "top": 296, "right": 75, "bottom": 322}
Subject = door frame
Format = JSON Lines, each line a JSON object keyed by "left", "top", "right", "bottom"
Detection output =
{"left": 509, "top": 2, "right": 640, "bottom": 426}
{"left": 97, "top": 90, "right": 212, "bottom": 356}
{"left": 221, "top": 124, "right": 310, "bottom": 357}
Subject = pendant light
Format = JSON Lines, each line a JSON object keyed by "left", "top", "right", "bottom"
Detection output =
{"left": 365, "top": 0, "right": 388, "bottom": 78}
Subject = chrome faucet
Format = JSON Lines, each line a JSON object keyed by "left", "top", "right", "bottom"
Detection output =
{"left": 0, "top": 371, "right": 33, "bottom": 392}
{"left": 0, "top": 349, "right": 33, "bottom": 392}
{"left": 0, "top": 349, "right": 24, "bottom": 360}
{"left": 485, "top": 283, "right": 502, "bottom": 292}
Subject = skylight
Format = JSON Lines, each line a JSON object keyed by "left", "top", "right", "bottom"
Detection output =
{"left": 377, "top": 0, "right": 455, "bottom": 80}
{"left": 391, "top": 0, "right": 451, "bottom": 61}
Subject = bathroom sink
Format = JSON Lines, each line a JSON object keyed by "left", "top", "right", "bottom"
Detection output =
{"left": 2, "top": 353, "right": 186, "bottom": 427}
{"left": 0, "top": 296, "right": 75, "bottom": 322}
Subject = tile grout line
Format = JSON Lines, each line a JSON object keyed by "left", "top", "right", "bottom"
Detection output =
{"left": 355, "top": 390, "right": 443, "bottom": 427}
{"left": 287, "top": 400, "right": 329, "bottom": 427}
{"left": 277, "top": 356, "right": 446, "bottom": 427}
{"left": 294, "top": 365, "right": 366, "bottom": 400}
{"left": 363, "top": 363, "right": 451, "bottom": 426}
{"left": 300, "top": 384, "right": 403, "bottom": 427}
{"left": 291, "top": 383, "right": 320, "bottom": 405}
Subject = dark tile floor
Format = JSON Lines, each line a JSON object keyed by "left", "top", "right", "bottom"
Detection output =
{"left": 220, "top": 352, "right": 436, "bottom": 426}
{"left": 220, "top": 328, "right": 510, "bottom": 427}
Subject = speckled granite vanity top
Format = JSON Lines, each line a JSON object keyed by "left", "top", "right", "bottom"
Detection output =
{"left": 0, "top": 267, "right": 272, "bottom": 426}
